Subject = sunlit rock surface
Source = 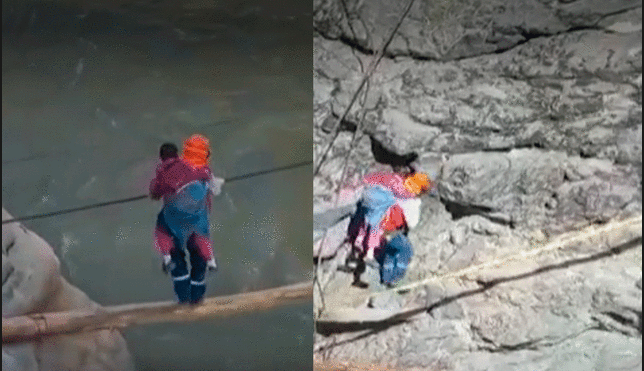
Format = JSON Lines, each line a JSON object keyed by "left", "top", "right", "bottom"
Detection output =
{"left": 313, "top": 0, "right": 642, "bottom": 369}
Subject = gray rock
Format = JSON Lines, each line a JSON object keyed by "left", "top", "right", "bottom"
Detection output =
{"left": 314, "top": 2, "right": 642, "bottom": 369}
{"left": 438, "top": 149, "right": 640, "bottom": 231}
{"left": 316, "top": 27, "right": 642, "bottom": 164}
{"left": 314, "top": 0, "right": 638, "bottom": 61}
{"left": 314, "top": 204, "right": 357, "bottom": 232}
{"left": 314, "top": 217, "right": 350, "bottom": 259}
{"left": 450, "top": 223, "right": 468, "bottom": 246}
{"left": 368, "top": 291, "right": 403, "bottom": 312}
{"left": 598, "top": 7, "right": 642, "bottom": 33}
{"left": 2, "top": 208, "right": 135, "bottom": 371}
{"left": 367, "top": 108, "right": 442, "bottom": 155}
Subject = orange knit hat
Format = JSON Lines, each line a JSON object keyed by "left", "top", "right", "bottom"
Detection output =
{"left": 404, "top": 172, "right": 431, "bottom": 195}
{"left": 181, "top": 134, "right": 210, "bottom": 168}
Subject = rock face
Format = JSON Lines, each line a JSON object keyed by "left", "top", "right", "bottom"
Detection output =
{"left": 2, "top": 208, "right": 135, "bottom": 371}
{"left": 313, "top": 0, "right": 642, "bottom": 369}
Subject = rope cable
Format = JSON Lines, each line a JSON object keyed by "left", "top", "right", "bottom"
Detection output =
{"left": 2, "top": 159, "right": 312, "bottom": 225}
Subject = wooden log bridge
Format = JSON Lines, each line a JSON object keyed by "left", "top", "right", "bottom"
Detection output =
{"left": 2, "top": 281, "right": 312, "bottom": 344}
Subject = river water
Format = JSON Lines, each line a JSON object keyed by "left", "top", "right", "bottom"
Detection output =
{"left": 2, "top": 4, "right": 312, "bottom": 370}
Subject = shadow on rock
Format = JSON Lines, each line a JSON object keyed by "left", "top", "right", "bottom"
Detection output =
{"left": 316, "top": 236, "right": 642, "bottom": 346}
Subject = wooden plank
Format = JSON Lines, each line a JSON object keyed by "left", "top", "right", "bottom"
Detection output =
{"left": 3, "top": 281, "right": 312, "bottom": 344}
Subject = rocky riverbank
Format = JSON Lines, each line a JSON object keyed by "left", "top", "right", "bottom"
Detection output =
{"left": 313, "top": 0, "right": 642, "bottom": 369}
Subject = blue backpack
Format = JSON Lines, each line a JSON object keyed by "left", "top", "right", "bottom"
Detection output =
{"left": 163, "top": 180, "right": 210, "bottom": 247}
{"left": 362, "top": 185, "right": 397, "bottom": 229}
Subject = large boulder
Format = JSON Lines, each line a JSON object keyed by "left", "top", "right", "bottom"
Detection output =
{"left": 437, "top": 149, "right": 641, "bottom": 231}
{"left": 315, "top": 27, "right": 641, "bottom": 159}
{"left": 314, "top": 0, "right": 640, "bottom": 61}
{"left": 2, "top": 208, "right": 135, "bottom": 371}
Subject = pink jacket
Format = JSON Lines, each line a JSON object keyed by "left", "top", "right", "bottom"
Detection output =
{"left": 149, "top": 158, "right": 213, "bottom": 211}
{"left": 363, "top": 172, "right": 416, "bottom": 199}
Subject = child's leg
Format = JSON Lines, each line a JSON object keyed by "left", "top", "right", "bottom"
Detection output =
{"left": 351, "top": 229, "right": 371, "bottom": 287}
{"left": 391, "top": 235, "right": 413, "bottom": 283}
{"left": 352, "top": 248, "right": 367, "bottom": 283}
{"left": 191, "top": 233, "right": 214, "bottom": 262}
{"left": 347, "top": 201, "right": 366, "bottom": 246}
{"left": 380, "top": 239, "right": 401, "bottom": 285}
{"left": 380, "top": 252, "right": 395, "bottom": 285}
{"left": 154, "top": 212, "right": 175, "bottom": 257}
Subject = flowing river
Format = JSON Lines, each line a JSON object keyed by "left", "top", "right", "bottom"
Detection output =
{"left": 2, "top": 3, "right": 312, "bottom": 370}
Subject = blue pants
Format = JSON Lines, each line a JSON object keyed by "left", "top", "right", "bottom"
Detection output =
{"left": 378, "top": 234, "right": 413, "bottom": 285}
{"left": 158, "top": 212, "right": 208, "bottom": 304}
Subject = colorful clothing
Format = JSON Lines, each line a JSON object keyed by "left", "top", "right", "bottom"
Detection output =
{"left": 348, "top": 174, "right": 412, "bottom": 256}
{"left": 347, "top": 171, "right": 419, "bottom": 286}
{"left": 149, "top": 157, "right": 213, "bottom": 212}
{"left": 152, "top": 135, "right": 222, "bottom": 304}
{"left": 163, "top": 179, "right": 210, "bottom": 250}
{"left": 348, "top": 197, "right": 407, "bottom": 256}
{"left": 150, "top": 157, "right": 214, "bottom": 261}
{"left": 157, "top": 211, "right": 208, "bottom": 304}
{"left": 363, "top": 172, "right": 417, "bottom": 199}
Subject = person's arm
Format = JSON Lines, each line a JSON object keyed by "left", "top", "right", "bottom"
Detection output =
{"left": 149, "top": 176, "right": 162, "bottom": 200}
{"left": 150, "top": 162, "right": 175, "bottom": 200}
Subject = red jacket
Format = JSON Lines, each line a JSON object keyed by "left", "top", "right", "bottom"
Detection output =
{"left": 149, "top": 158, "right": 213, "bottom": 211}
{"left": 380, "top": 204, "right": 407, "bottom": 233}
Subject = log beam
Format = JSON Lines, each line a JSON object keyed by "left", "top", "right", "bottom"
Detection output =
{"left": 3, "top": 281, "right": 312, "bottom": 344}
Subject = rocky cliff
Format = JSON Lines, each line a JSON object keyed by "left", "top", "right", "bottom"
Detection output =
{"left": 2, "top": 208, "right": 135, "bottom": 371}
{"left": 313, "top": 0, "right": 642, "bottom": 369}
